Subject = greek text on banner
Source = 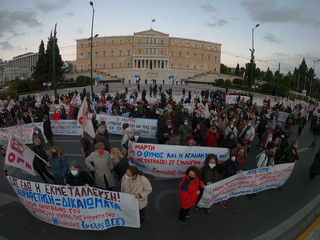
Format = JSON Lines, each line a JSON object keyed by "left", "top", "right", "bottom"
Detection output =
{"left": 197, "top": 163, "right": 295, "bottom": 208}
{"left": 128, "top": 141, "right": 229, "bottom": 178}
{"left": 7, "top": 176, "right": 140, "bottom": 230}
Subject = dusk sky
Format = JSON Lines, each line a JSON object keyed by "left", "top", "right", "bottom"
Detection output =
{"left": 1, "top": 0, "right": 320, "bottom": 76}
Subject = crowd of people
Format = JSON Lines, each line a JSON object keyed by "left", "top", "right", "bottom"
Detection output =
{"left": 1, "top": 83, "right": 320, "bottom": 225}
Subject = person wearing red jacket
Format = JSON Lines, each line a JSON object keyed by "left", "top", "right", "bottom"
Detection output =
{"left": 206, "top": 125, "right": 219, "bottom": 147}
{"left": 179, "top": 166, "right": 205, "bottom": 224}
{"left": 52, "top": 109, "right": 61, "bottom": 120}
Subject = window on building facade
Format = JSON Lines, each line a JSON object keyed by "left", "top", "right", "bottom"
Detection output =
{"left": 186, "top": 64, "right": 189, "bottom": 69}
{"left": 179, "top": 42, "right": 182, "bottom": 46}
{"left": 194, "top": 65, "right": 197, "bottom": 69}
{"left": 80, "top": 53, "right": 84, "bottom": 57}
{"left": 208, "top": 55, "right": 211, "bottom": 60}
{"left": 194, "top": 53, "right": 197, "bottom": 58}
{"left": 160, "top": 50, "right": 164, "bottom": 55}
{"left": 111, "top": 51, "right": 114, "bottom": 56}
{"left": 120, "top": 40, "right": 123, "bottom": 44}
{"left": 80, "top": 64, "right": 83, "bottom": 70}
{"left": 103, "top": 51, "right": 106, "bottom": 57}
{"left": 127, "top": 62, "right": 130, "bottom": 67}
{"left": 153, "top": 48, "right": 156, "bottom": 55}
{"left": 139, "top": 39, "right": 142, "bottom": 44}
{"left": 103, "top": 63, "right": 106, "bottom": 68}
{"left": 171, "top": 63, "right": 174, "bottom": 68}
{"left": 215, "top": 46, "right": 218, "bottom": 51}
{"left": 95, "top": 63, "right": 98, "bottom": 68}
{"left": 138, "top": 50, "right": 142, "bottom": 54}
{"left": 179, "top": 64, "right": 182, "bottom": 68}
{"left": 146, "top": 37, "right": 149, "bottom": 44}
{"left": 187, "top": 42, "right": 189, "bottom": 47}
{"left": 171, "top": 41, "right": 174, "bottom": 46}
{"left": 80, "top": 42, "right": 84, "bottom": 47}
{"left": 127, "top": 50, "right": 131, "bottom": 56}
{"left": 201, "top": 44, "right": 204, "bottom": 49}
{"left": 95, "top": 41, "right": 99, "bottom": 46}
{"left": 103, "top": 40, "right": 107, "bottom": 46}
{"left": 201, "top": 54, "right": 204, "bottom": 60}
{"left": 95, "top": 52, "right": 99, "bottom": 57}
{"left": 208, "top": 46, "right": 211, "bottom": 50}
{"left": 119, "top": 62, "right": 122, "bottom": 67}
{"left": 201, "top": 65, "right": 204, "bottom": 69}
{"left": 215, "top": 56, "right": 218, "bottom": 61}
{"left": 88, "top": 64, "right": 90, "bottom": 68}
{"left": 194, "top": 43, "right": 197, "bottom": 48}
{"left": 153, "top": 38, "right": 157, "bottom": 44}
{"left": 119, "top": 50, "right": 123, "bottom": 56}
{"left": 171, "top": 51, "right": 175, "bottom": 57}
{"left": 161, "top": 40, "right": 164, "bottom": 45}
{"left": 214, "top": 67, "right": 217, "bottom": 71}
{"left": 128, "top": 39, "right": 131, "bottom": 44}
{"left": 186, "top": 52, "right": 189, "bottom": 58}
{"left": 146, "top": 48, "right": 149, "bottom": 55}
{"left": 111, "top": 63, "right": 114, "bottom": 68}
{"left": 87, "top": 52, "right": 91, "bottom": 58}
{"left": 111, "top": 40, "right": 114, "bottom": 45}
{"left": 179, "top": 52, "right": 182, "bottom": 57}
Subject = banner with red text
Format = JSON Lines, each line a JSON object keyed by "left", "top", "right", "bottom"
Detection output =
{"left": 7, "top": 176, "right": 140, "bottom": 230}
{"left": 197, "top": 163, "right": 295, "bottom": 208}
{"left": 94, "top": 114, "right": 157, "bottom": 139}
{"left": 0, "top": 122, "right": 44, "bottom": 145}
{"left": 127, "top": 141, "right": 229, "bottom": 178}
{"left": 51, "top": 120, "right": 83, "bottom": 136}
{"left": 5, "top": 135, "right": 36, "bottom": 176}
{"left": 225, "top": 95, "right": 250, "bottom": 104}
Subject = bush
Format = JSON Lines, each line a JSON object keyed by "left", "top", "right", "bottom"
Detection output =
{"left": 215, "top": 78, "right": 224, "bottom": 86}
{"left": 17, "top": 80, "right": 30, "bottom": 93}
{"left": 233, "top": 78, "right": 244, "bottom": 85}
{"left": 225, "top": 79, "right": 232, "bottom": 87}
{"left": 28, "top": 79, "right": 40, "bottom": 91}
{"left": 261, "top": 83, "right": 274, "bottom": 94}
{"left": 261, "top": 83, "right": 289, "bottom": 96}
{"left": 76, "top": 76, "right": 91, "bottom": 87}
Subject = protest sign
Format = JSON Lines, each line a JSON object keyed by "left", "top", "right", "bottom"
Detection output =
{"left": 197, "top": 163, "right": 295, "bottom": 208}
{"left": 225, "top": 95, "right": 250, "bottom": 105}
{"left": 51, "top": 120, "right": 83, "bottom": 136}
{"left": 7, "top": 176, "right": 140, "bottom": 230}
{"left": 193, "top": 89, "right": 200, "bottom": 99}
{"left": 128, "top": 141, "right": 229, "bottom": 178}
{"left": 0, "top": 100, "right": 5, "bottom": 112}
{"left": 70, "top": 94, "right": 82, "bottom": 106}
{"left": 48, "top": 104, "right": 70, "bottom": 114}
{"left": 94, "top": 114, "right": 157, "bottom": 139}
{"left": 78, "top": 97, "right": 95, "bottom": 138}
{"left": 267, "top": 110, "right": 289, "bottom": 122}
{"left": 0, "top": 122, "right": 45, "bottom": 145}
{"left": 7, "top": 99, "right": 16, "bottom": 112}
{"left": 5, "top": 135, "right": 36, "bottom": 175}
{"left": 156, "top": 108, "right": 164, "bottom": 115}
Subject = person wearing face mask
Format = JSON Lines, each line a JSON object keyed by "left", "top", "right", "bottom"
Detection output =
{"left": 256, "top": 141, "right": 278, "bottom": 168}
{"left": 198, "top": 154, "right": 234, "bottom": 213}
{"left": 130, "top": 131, "right": 145, "bottom": 143}
{"left": 166, "top": 127, "right": 181, "bottom": 145}
{"left": 85, "top": 142, "right": 115, "bottom": 190}
{"left": 179, "top": 117, "right": 193, "bottom": 145}
{"left": 46, "top": 146, "right": 68, "bottom": 185}
{"left": 179, "top": 166, "right": 205, "bottom": 223}
{"left": 32, "top": 138, "right": 56, "bottom": 184}
{"left": 193, "top": 123, "right": 206, "bottom": 146}
{"left": 261, "top": 131, "right": 273, "bottom": 151}
{"left": 206, "top": 125, "right": 219, "bottom": 147}
{"left": 121, "top": 166, "right": 152, "bottom": 224}
{"left": 222, "top": 132, "right": 238, "bottom": 151}
{"left": 281, "top": 139, "right": 299, "bottom": 164}
{"left": 110, "top": 147, "right": 128, "bottom": 180}
{"left": 224, "top": 120, "right": 238, "bottom": 139}
{"left": 218, "top": 113, "right": 228, "bottom": 140}
{"left": 94, "top": 125, "right": 111, "bottom": 152}
{"left": 65, "top": 161, "right": 94, "bottom": 187}
{"left": 238, "top": 120, "right": 255, "bottom": 152}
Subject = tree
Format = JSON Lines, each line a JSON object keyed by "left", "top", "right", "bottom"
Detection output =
{"left": 235, "top": 63, "right": 240, "bottom": 76}
{"left": 240, "top": 67, "right": 245, "bottom": 77}
{"left": 264, "top": 68, "right": 274, "bottom": 82}
{"left": 255, "top": 67, "right": 261, "bottom": 80}
{"left": 245, "top": 61, "right": 256, "bottom": 86}
{"left": 298, "top": 58, "right": 308, "bottom": 92}
{"left": 220, "top": 64, "right": 230, "bottom": 74}
{"left": 32, "top": 40, "right": 47, "bottom": 86}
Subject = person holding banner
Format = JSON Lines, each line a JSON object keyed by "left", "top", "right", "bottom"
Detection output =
{"left": 256, "top": 142, "right": 277, "bottom": 168}
{"left": 121, "top": 166, "right": 152, "bottom": 224}
{"left": 47, "top": 146, "right": 68, "bottom": 185}
{"left": 65, "top": 161, "right": 95, "bottom": 187}
{"left": 179, "top": 166, "right": 205, "bottom": 223}
{"left": 85, "top": 142, "right": 115, "bottom": 190}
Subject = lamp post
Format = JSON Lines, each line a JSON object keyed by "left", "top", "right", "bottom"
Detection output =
{"left": 249, "top": 24, "right": 260, "bottom": 93}
{"left": 311, "top": 59, "right": 320, "bottom": 101}
{"left": 90, "top": 1, "right": 95, "bottom": 99}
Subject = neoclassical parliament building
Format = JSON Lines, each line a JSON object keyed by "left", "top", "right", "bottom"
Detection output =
{"left": 76, "top": 29, "right": 221, "bottom": 81}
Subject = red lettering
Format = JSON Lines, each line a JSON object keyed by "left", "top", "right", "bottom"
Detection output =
{"left": 8, "top": 152, "right": 15, "bottom": 163}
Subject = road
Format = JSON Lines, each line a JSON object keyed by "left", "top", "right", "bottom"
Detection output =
{"left": 0, "top": 83, "right": 319, "bottom": 240}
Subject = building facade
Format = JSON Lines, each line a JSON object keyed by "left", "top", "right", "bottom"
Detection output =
{"left": 8, "top": 52, "right": 39, "bottom": 69}
{"left": 76, "top": 29, "right": 221, "bottom": 75}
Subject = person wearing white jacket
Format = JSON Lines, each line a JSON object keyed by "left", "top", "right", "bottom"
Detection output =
{"left": 238, "top": 120, "right": 255, "bottom": 152}
{"left": 121, "top": 123, "right": 134, "bottom": 155}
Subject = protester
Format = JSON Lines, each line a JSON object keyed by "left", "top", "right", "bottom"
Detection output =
{"left": 256, "top": 142, "right": 277, "bottom": 168}
{"left": 224, "top": 120, "right": 238, "bottom": 138}
{"left": 94, "top": 125, "right": 111, "bottom": 152}
{"left": 179, "top": 166, "right": 205, "bottom": 223}
{"left": 121, "top": 166, "right": 152, "bottom": 224}
{"left": 131, "top": 131, "right": 145, "bottom": 143}
{"left": 156, "top": 115, "right": 168, "bottom": 144}
{"left": 310, "top": 120, "right": 320, "bottom": 149}
{"left": 309, "top": 148, "right": 320, "bottom": 179}
{"left": 238, "top": 120, "right": 255, "bottom": 152}
{"left": 43, "top": 114, "right": 54, "bottom": 147}
{"left": 85, "top": 142, "right": 115, "bottom": 190}
{"left": 110, "top": 147, "right": 128, "bottom": 179}
{"left": 179, "top": 117, "right": 192, "bottom": 145}
{"left": 32, "top": 127, "right": 46, "bottom": 148}
{"left": 221, "top": 132, "right": 238, "bottom": 151}
{"left": 121, "top": 123, "right": 134, "bottom": 154}
{"left": 280, "top": 139, "right": 299, "bottom": 164}
{"left": 206, "top": 125, "right": 219, "bottom": 147}
{"left": 65, "top": 161, "right": 95, "bottom": 187}
{"left": 47, "top": 146, "right": 68, "bottom": 185}
{"left": 80, "top": 137, "right": 95, "bottom": 157}
{"left": 166, "top": 127, "right": 181, "bottom": 145}
{"left": 193, "top": 123, "right": 206, "bottom": 146}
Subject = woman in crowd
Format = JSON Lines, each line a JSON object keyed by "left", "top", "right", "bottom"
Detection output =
{"left": 94, "top": 125, "right": 111, "bottom": 152}
{"left": 179, "top": 166, "right": 205, "bottom": 223}
{"left": 47, "top": 146, "right": 68, "bottom": 185}
{"left": 257, "top": 141, "right": 278, "bottom": 168}
{"left": 280, "top": 139, "right": 299, "bottom": 164}
{"left": 179, "top": 117, "right": 193, "bottom": 145}
{"left": 80, "top": 137, "right": 95, "bottom": 158}
{"left": 156, "top": 114, "right": 168, "bottom": 144}
{"left": 43, "top": 114, "right": 54, "bottom": 147}
{"left": 110, "top": 147, "right": 128, "bottom": 179}
{"left": 222, "top": 132, "right": 238, "bottom": 151}
{"left": 309, "top": 148, "right": 320, "bottom": 179}
{"left": 32, "top": 127, "right": 46, "bottom": 148}
{"left": 238, "top": 120, "right": 255, "bottom": 152}
{"left": 185, "top": 135, "right": 199, "bottom": 146}
{"left": 121, "top": 166, "right": 152, "bottom": 224}
{"left": 65, "top": 161, "right": 95, "bottom": 187}
{"left": 53, "top": 109, "right": 61, "bottom": 120}
{"left": 193, "top": 122, "right": 206, "bottom": 146}
{"left": 217, "top": 112, "right": 228, "bottom": 140}
{"left": 261, "top": 131, "right": 273, "bottom": 151}
{"left": 166, "top": 127, "right": 181, "bottom": 145}
{"left": 206, "top": 125, "right": 219, "bottom": 147}
{"left": 224, "top": 120, "right": 238, "bottom": 138}
{"left": 121, "top": 123, "right": 134, "bottom": 155}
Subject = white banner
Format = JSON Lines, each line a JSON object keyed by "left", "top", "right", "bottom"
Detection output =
{"left": 51, "top": 120, "right": 83, "bottom": 136}
{"left": 127, "top": 141, "right": 229, "bottom": 178}
{"left": 5, "top": 135, "right": 36, "bottom": 175}
{"left": 225, "top": 95, "right": 250, "bottom": 104}
{"left": 0, "top": 122, "right": 45, "bottom": 145}
{"left": 7, "top": 99, "right": 16, "bottom": 112}
{"left": 197, "top": 163, "right": 295, "bottom": 208}
{"left": 7, "top": 176, "right": 140, "bottom": 230}
{"left": 78, "top": 97, "right": 95, "bottom": 138}
{"left": 94, "top": 114, "right": 157, "bottom": 139}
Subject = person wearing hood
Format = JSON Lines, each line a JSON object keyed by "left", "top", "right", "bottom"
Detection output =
{"left": 121, "top": 123, "right": 134, "bottom": 155}
{"left": 179, "top": 117, "right": 193, "bottom": 145}
{"left": 199, "top": 154, "right": 234, "bottom": 213}
{"left": 130, "top": 131, "right": 145, "bottom": 143}
{"left": 85, "top": 142, "right": 115, "bottom": 190}
{"left": 257, "top": 141, "right": 278, "bottom": 168}
{"left": 94, "top": 125, "right": 110, "bottom": 152}
{"left": 179, "top": 166, "right": 205, "bottom": 224}
{"left": 65, "top": 161, "right": 95, "bottom": 187}
{"left": 280, "top": 139, "right": 299, "bottom": 164}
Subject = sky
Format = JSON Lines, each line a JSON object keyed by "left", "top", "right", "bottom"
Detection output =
{"left": 1, "top": 0, "right": 320, "bottom": 77}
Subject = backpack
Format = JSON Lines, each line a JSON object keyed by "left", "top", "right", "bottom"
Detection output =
{"left": 255, "top": 151, "right": 267, "bottom": 168}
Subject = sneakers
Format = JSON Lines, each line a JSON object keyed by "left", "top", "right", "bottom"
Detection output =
{"left": 220, "top": 202, "right": 228, "bottom": 208}
{"left": 205, "top": 208, "right": 212, "bottom": 214}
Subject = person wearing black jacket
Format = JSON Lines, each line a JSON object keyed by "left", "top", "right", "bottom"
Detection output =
{"left": 310, "top": 120, "right": 320, "bottom": 148}
{"left": 280, "top": 139, "right": 299, "bottom": 163}
{"left": 130, "top": 131, "right": 146, "bottom": 143}
{"left": 298, "top": 115, "right": 307, "bottom": 136}
{"left": 65, "top": 161, "right": 95, "bottom": 187}
{"left": 193, "top": 122, "right": 206, "bottom": 146}
{"left": 43, "top": 114, "right": 54, "bottom": 147}
{"left": 156, "top": 114, "right": 168, "bottom": 144}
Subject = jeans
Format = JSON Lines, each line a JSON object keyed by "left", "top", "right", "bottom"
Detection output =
{"left": 311, "top": 134, "right": 318, "bottom": 148}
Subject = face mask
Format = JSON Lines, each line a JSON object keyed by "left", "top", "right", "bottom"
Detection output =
{"left": 230, "top": 125, "right": 234, "bottom": 128}
{"left": 267, "top": 137, "right": 272, "bottom": 142}
{"left": 125, "top": 174, "right": 132, "bottom": 180}
{"left": 189, "top": 176, "right": 195, "bottom": 181}
{"left": 238, "top": 152, "right": 244, "bottom": 157}
{"left": 71, "top": 170, "right": 79, "bottom": 176}
{"left": 168, "top": 125, "right": 172, "bottom": 128}
{"left": 281, "top": 135, "right": 285, "bottom": 138}
{"left": 110, "top": 155, "right": 114, "bottom": 160}
{"left": 98, "top": 149, "right": 105, "bottom": 155}
{"left": 200, "top": 115, "right": 204, "bottom": 118}
{"left": 248, "top": 123, "right": 252, "bottom": 127}
{"left": 184, "top": 122, "right": 188, "bottom": 126}
{"left": 52, "top": 152, "right": 58, "bottom": 157}
{"left": 134, "top": 136, "right": 139, "bottom": 141}
{"left": 209, "top": 163, "right": 216, "bottom": 169}
{"left": 233, "top": 120, "right": 236, "bottom": 123}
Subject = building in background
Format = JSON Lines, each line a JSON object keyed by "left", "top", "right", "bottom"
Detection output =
{"left": 8, "top": 52, "right": 39, "bottom": 69}
{"left": 76, "top": 29, "right": 221, "bottom": 81}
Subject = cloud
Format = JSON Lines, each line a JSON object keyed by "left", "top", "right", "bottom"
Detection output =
{"left": 263, "top": 32, "right": 282, "bottom": 44}
{"left": 36, "top": 0, "right": 71, "bottom": 12}
{"left": 0, "top": 41, "right": 13, "bottom": 51}
{"left": 66, "top": 12, "right": 75, "bottom": 17}
{"left": 241, "top": 0, "right": 320, "bottom": 26}
{"left": 0, "top": 10, "right": 42, "bottom": 38}
{"left": 200, "top": 3, "right": 218, "bottom": 13}
{"left": 75, "top": 28, "right": 84, "bottom": 35}
{"left": 205, "top": 19, "right": 228, "bottom": 28}
{"left": 272, "top": 52, "right": 290, "bottom": 57}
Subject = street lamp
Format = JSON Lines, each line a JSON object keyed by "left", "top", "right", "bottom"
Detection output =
{"left": 310, "top": 59, "right": 320, "bottom": 101}
{"left": 249, "top": 24, "right": 260, "bottom": 93}
{"left": 90, "top": 1, "right": 95, "bottom": 99}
